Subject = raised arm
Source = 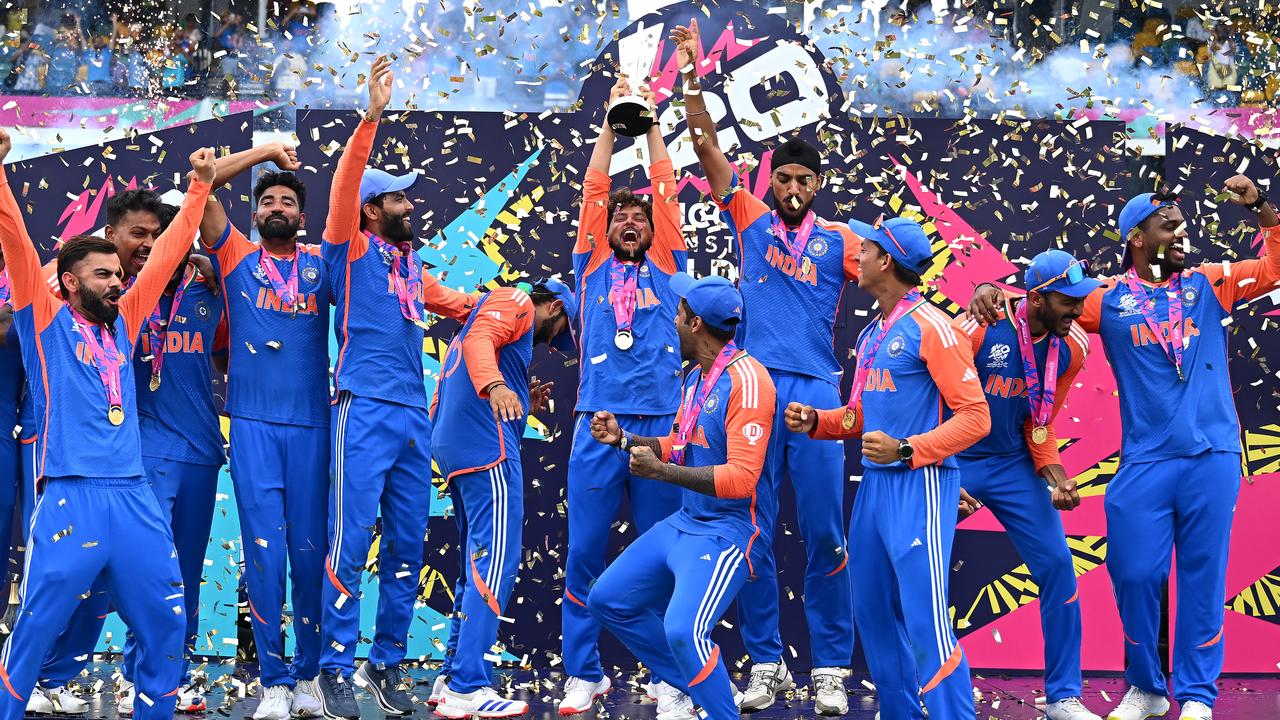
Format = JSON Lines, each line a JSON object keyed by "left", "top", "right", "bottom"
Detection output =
{"left": 1199, "top": 175, "right": 1280, "bottom": 309}
{"left": 200, "top": 142, "right": 300, "bottom": 246}
{"left": 671, "top": 19, "right": 734, "bottom": 199}
{"left": 122, "top": 149, "right": 215, "bottom": 341}
{"left": 0, "top": 130, "right": 58, "bottom": 325}
{"left": 324, "top": 56, "right": 391, "bottom": 249}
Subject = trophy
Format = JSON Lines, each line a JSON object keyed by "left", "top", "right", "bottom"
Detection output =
{"left": 605, "top": 23, "right": 658, "bottom": 137}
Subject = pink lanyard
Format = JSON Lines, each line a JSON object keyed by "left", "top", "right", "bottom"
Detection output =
{"left": 1013, "top": 299, "right": 1060, "bottom": 442}
{"left": 842, "top": 290, "right": 922, "bottom": 427}
{"left": 144, "top": 264, "right": 195, "bottom": 390}
{"left": 670, "top": 343, "right": 738, "bottom": 466}
{"left": 368, "top": 232, "right": 423, "bottom": 324}
{"left": 0, "top": 269, "right": 10, "bottom": 305}
{"left": 69, "top": 306, "right": 125, "bottom": 425}
{"left": 259, "top": 248, "right": 300, "bottom": 312}
{"left": 1123, "top": 269, "right": 1185, "bottom": 382}
{"left": 771, "top": 210, "right": 816, "bottom": 265}
{"left": 609, "top": 258, "right": 639, "bottom": 341}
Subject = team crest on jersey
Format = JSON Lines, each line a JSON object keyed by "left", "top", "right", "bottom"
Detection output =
{"left": 639, "top": 264, "right": 650, "bottom": 277}
{"left": 807, "top": 237, "right": 829, "bottom": 257}
{"left": 703, "top": 390, "right": 720, "bottom": 414}
{"left": 1117, "top": 292, "right": 1142, "bottom": 318}
{"left": 1182, "top": 286, "right": 1199, "bottom": 306}
{"left": 987, "top": 342, "right": 1011, "bottom": 368}
{"left": 887, "top": 335, "right": 907, "bottom": 358}
{"left": 302, "top": 266, "right": 320, "bottom": 284}
{"left": 194, "top": 301, "right": 210, "bottom": 319}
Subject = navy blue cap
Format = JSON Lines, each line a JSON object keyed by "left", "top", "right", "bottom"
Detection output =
{"left": 359, "top": 168, "right": 419, "bottom": 206}
{"left": 1118, "top": 193, "right": 1178, "bottom": 270}
{"left": 1025, "top": 249, "right": 1102, "bottom": 298}
{"left": 531, "top": 277, "right": 578, "bottom": 354}
{"left": 851, "top": 216, "right": 933, "bottom": 274}
{"left": 670, "top": 272, "right": 743, "bottom": 332}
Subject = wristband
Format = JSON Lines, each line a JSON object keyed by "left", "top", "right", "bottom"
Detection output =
{"left": 1246, "top": 190, "right": 1270, "bottom": 213}
{"left": 617, "top": 432, "right": 631, "bottom": 451}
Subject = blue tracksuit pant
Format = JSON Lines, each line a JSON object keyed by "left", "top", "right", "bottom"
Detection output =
{"left": 435, "top": 457, "right": 522, "bottom": 693}
{"left": 589, "top": 520, "right": 747, "bottom": 720}
{"left": 736, "top": 369, "right": 854, "bottom": 669}
{"left": 230, "top": 416, "right": 328, "bottom": 688}
{"left": 958, "top": 453, "right": 1082, "bottom": 702}
{"left": 0, "top": 478, "right": 184, "bottom": 720}
{"left": 0, "top": 436, "right": 17, "bottom": 591}
{"left": 852, "top": 465, "right": 972, "bottom": 720}
{"left": 562, "top": 411, "right": 681, "bottom": 682}
{"left": 321, "top": 393, "right": 432, "bottom": 673}
{"left": 1105, "top": 450, "right": 1240, "bottom": 707}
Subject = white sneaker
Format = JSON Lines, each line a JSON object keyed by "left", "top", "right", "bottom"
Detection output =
{"left": 1108, "top": 687, "right": 1171, "bottom": 720}
{"left": 290, "top": 680, "right": 322, "bottom": 718}
{"left": 1178, "top": 700, "right": 1212, "bottom": 720}
{"left": 428, "top": 674, "right": 448, "bottom": 707}
{"left": 644, "top": 680, "right": 659, "bottom": 702}
{"left": 1046, "top": 696, "right": 1102, "bottom": 720}
{"left": 254, "top": 685, "right": 295, "bottom": 720}
{"left": 811, "top": 668, "right": 848, "bottom": 716}
{"left": 26, "top": 686, "right": 54, "bottom": 714}
{"left": 45, "top": 685, "right": 90, "bottom": 715}
{"left": 117, "top": 680, "right": 136, "bottom": 717}
{"left": 558, "top": 676, "right": 611, "bottom": 715}
{"left": 435, "top": 686, "right": 528, "bottom": 718}
{"left": 654, "top": 682, "right": 697, "bottom": 720}
{"left": 737, "top": 660, "right": 794, "bottom": 712}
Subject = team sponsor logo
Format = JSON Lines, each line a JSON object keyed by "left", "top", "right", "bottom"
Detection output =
{"left": 887, "top": 335, "right": 907, "bottom": 358}
{"left": 807, "top": 237, "right": 828, "bottom": 257}
{"left": 742, "top": 421, "right": 765, "bottom": 446}
{"left": 987, "top": 342, "right": 1010, "bottom": 368}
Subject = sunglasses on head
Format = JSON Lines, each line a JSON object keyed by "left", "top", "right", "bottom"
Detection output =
{"left": 1029, "top": 258, "right": 1088, "bottom": 293}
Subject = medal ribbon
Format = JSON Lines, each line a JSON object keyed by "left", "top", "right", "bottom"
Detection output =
{"left": 670, "top": 342, "right": 738, "bottom": 466}
{"left": 771, "top": 210, "right": 816, "bottom": 265}
{"left": 258, "top": 248, "right": 300, "bottom": 310}
{"left": 1123, "top": 269, "right": 1184, "bottom": 380}
{"left": 368, "top": 232, "right": 423, "bottom": 323}
{"left": 844, "top": 290, "right": 923, "bottom": 415}
{"left": 70, "top": 306, "right": 123, "bottom": 416}
{"left": 146, "top": 264, "right": 196, "bottom": 383}
{"left": 0, "top": 269, "right": 10, "bottom": 305}
{"left": 1013, "top": 299, "right": 1061, "bottom": 431}
{"left": 609, "top": 258, "right": 639, "bottom": 336}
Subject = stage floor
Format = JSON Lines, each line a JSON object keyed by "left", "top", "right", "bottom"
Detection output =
{"left": 27, "top": 666, "right": 1280, "bottom": 719}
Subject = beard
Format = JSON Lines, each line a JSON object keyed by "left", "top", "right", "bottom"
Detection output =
{"left": 771, "top": 193, "right": 815, "bottom": 226}
{"left": 81, "top": 285, "right": 120, "bottom": 325}
{"left": 534, "top": 311, "right": 565, "bottom": 345}
{"left": 381, "top": 212, "right": 415, "bottom": 246}
{"left": 257, "top": 213, "right": 301, "bottom": 241}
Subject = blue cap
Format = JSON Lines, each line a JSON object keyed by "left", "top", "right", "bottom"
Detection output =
{"left": 359, "top": 168, "right": 419, "bottom": 206}
{"left": 1118, "top": 192, "right": 1178, "bottom": 270}
{"left": 851, "top": 216, "right": 933, "bottom": 274}
{"left": 669, "top": 273, "right": 743, "bottom": 332}
{"left": 534, "top": 277, "right": 578, "bottom": 354}
{"left": 1025, "top": 249, "right": 1103, "bottom": 298}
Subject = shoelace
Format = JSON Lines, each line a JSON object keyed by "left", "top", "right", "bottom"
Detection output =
{"left": 331, "top": 675, "right": 356, "bottom": 703}
{"left": 564, "top": 677, "right": 587, "bottom": 694}
{"left": 748, "top": 666, "right": 781, "bottom": 692}
{"left": 1117, "top": 688, "right": 1147, "bottom": 709}
{"left": 812, "top": 674, "right": 843, "bottom": 694}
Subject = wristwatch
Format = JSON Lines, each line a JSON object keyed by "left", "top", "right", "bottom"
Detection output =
{"left": 1246, "top": 190, "right": 1270, "bottom": 214}
{"left": 898, "top": 439, "right": 914, "bottom": 465}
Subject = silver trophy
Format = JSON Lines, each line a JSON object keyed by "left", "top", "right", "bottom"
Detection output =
{"left": 605, "top": 23, "right": 657, "bottom": 137}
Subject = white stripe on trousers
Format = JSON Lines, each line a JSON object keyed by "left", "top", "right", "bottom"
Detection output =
{"left": 2, "top": 492, "right": 46, "bottom": 666}
{"left": 331, "top": 392, "right": 354, "bottom": 579}
{"left": 692, "top": 546, "right": 743, "bottom": 666}
{"left": 485, "top": 464, "right": 508, "bottom": 598}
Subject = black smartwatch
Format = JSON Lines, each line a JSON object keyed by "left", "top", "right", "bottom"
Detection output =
{"left": 898, "top": 439, "right": 914, "bottom": 465}
{"left": 1247, "top": 190, "right": 1270, "bottom": 214}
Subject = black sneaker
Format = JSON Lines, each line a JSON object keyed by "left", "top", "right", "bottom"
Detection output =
{"left": 314, "top": 671, "right": 360, "bottom": 720}
{"left": 354, "top": 661, "right": 417, "bottom": 715}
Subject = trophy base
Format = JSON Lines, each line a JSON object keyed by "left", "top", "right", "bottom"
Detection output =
{"left": 606, "top": 95, "right": 655, "bottom": 137}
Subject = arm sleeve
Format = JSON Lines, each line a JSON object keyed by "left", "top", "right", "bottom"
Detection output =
{"left": 712, "top": 361, "right": 776, "bottom": 499}
{"left": 711, "top": 171, "right": 771, "bottom": 237}
{"left": 323, "top": 118, "right": 378, "bottom": 256}
{"left": 421, "top": 269, "right": 476, "bottom": 322}
{"left": 1025, "top": 329, "right": 1088, "bottom": 470}
{"left": 0, "top": 166, "right": 59, "bottom": 327}
{"left": 810, "top": 404, "right": 864, "bottom": 441}
{"left": 657, "top": 404, "right": 682, "bottom": 462}
{"left": 907, "top": 315, "right": 992, "bottom": 468}
{"left": 841, "top": 226, "right": 862, "bottom": 282}
{"left": 574, "top": 166, "right": 612, "bottom": 275}
{"left": 122, "top": 180, "right": 212, "bottom": 341}
{"left": 1075, "top": 283, "right": 1108, "bottom": 333}
{"left": 213, "top": 317, "right": 229, "bottom": 357}
{"left": 648, "top": 158, "right": 686, "bottom": 275}
{"left": 461, "top": 288, "right": 534, "bottom": 398}
{"left": 205, "top": 223, "right": 257, "bottom": 278}
{"left": 1197, "top": 224, "right": 1280, "bottom": 309}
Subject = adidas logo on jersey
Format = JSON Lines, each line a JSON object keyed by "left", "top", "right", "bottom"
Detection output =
{"left": 962, "top": 368, "right": 977, "bottom": 382}
{"left": 700, "top": 554, "right": 712, "bottom": 561}
{"left": 910, "top": 538, "right": 922, "bottom": 547}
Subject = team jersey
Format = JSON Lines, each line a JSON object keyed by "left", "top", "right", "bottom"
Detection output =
{"left": 429, "top": 287, "right": 535, "bottom": 481}
{"left": 1079, "top": 225, "right": 1280, "bottom": 464}
{"left": 958, "top": 298, "right": 1087, "bottom": 469}
{"left": 205, "top": 224, "right": 331, "bottom": 428}
{"left": 573, "top": 159, "right": 686, "bottom": 415}
{"left": 133, "top": 274, "right": 227, "bottom": 465}
{"left": 0, "top": 166, "right": 210, "bottom": 479}
{"left": 325, "top": 119, "right": 476, "bottom": 408}
{"left": 813, "top": 300, "right": 990, "bottom": 470}
{"left": 654, "top": 351, "right": 774, "bottom": 558}
{"left": 714, "top": 171, "right": 862, "bottom": 384}
{"left": 1, "top": 297, "right": 22, "bottom": 439}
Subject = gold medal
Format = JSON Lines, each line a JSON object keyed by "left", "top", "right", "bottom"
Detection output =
{"left": 842, "top": 410, "right": 856, "bottom": 430}
{"left": 802, "top": 257, "right": 813, "bottom": 276}
{"left": 1032, "top": 425, "right": 1048, "bottom": 444}
{"left": 108, "top": 406, "right": 125, "bottom": 426}
{"left": 149, "top": 374, "right": 161, "bottom": 392}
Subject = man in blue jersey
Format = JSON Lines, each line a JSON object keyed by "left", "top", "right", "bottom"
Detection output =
{"left": 957, "top": 249, "right": 1101, "bottom": 720}
{"left": 673, "top": 20, "right": 860, "bottom": 713}
{"left": 430, "top": 279, "right": 574, "bottom": 719}
{"left": 969, "top": 177, "right": 1280, "bottom": 720}
{"left": 558, "top": 76, "right": 687, "bottom": 716}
